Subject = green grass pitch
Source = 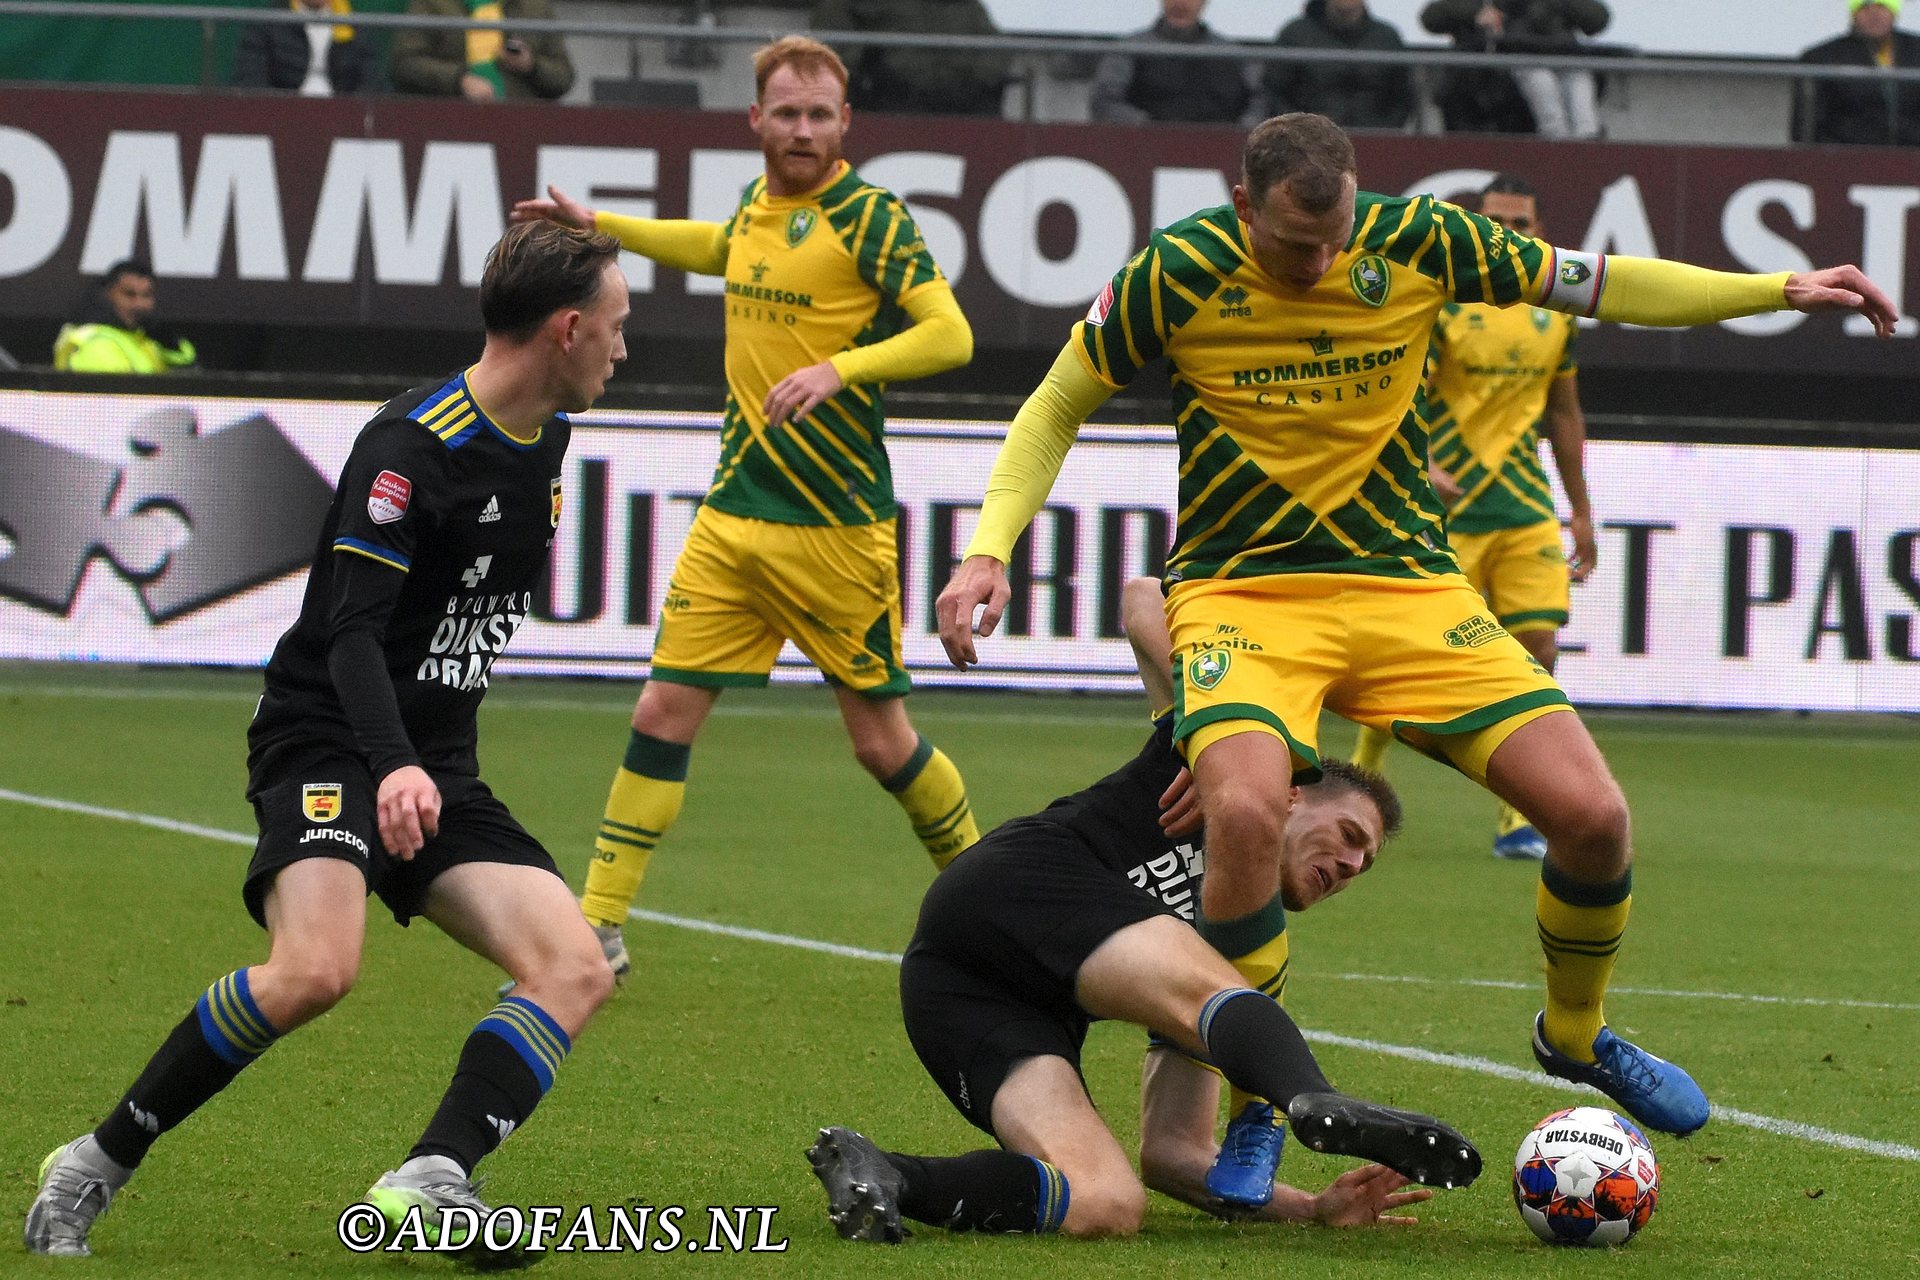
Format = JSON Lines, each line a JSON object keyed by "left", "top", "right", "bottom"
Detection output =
{"left": 2, "top": 663, "right": 1915, "bottom": 1277}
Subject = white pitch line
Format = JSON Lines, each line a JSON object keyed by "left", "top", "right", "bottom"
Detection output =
{"left": 1321, "top": 970, "right": 1920, "bottom": 1013}
{"left": 6, "top": 784, "right": 1917, "bottom": 1164}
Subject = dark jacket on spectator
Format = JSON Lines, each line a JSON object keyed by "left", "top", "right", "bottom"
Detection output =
{"left": 232, "top": 17, "right": 379, "bottom": 93}
{"left": 1421, "top": 0, "right": 1609, "bottom": 45}
{"left": 1268, "top": 1, "right": 1415, "bottom": 130}
{"left": 812, "top": 0, "right": 1010, "bottom": 116}
{"left": 389, "top": 0, "right": 574, "bottom": 100}
{"left": 1092, "top": 17, "right": 1257, "bottom": 126}
{"left": 1795, "top": 27, "right": 1920, "bottom": 147}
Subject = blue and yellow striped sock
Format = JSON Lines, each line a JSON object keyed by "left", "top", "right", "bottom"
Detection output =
{"left": 410, "top": 997, "right": 572, "bottom": 1172}
{"left": 886, "top": 1148, "right": 1070, "bottom": 1233}
{"left": 1027, "top": 1157, "right": 1071, "bottom": 1233}
{"left": 94, "top": 969, "right": 282, "bottom": 1169}
{"left": 881, "top": 735, "right": 979, "bottom": 870}
{"left": 581, "top": 728, "right": 688, "bottom": 927}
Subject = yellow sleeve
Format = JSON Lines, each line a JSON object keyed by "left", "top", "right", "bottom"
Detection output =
{"left": 962, "top": 342, "right": 1115, "bottom": 563}
{"left": 63, "top": 334, "right": 136, "bottom": 374}
{"left": 592, "top": 211, "right": 730, "bottom": 276}
{"left": 828, "top": 284, "right": 972, "bottom": 387}
{"left": 1594, "top": 257, "right": 1791, "bottom": 327}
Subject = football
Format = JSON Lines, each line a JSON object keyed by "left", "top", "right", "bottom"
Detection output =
{"left": 1512, "top": 1105, "right": 1660, "bottom": 1246}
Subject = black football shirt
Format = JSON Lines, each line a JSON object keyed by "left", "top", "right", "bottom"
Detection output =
{"left": 1026, "top": 717, "right": 1206, "bottom": 920}
{"left": 249, "top": 370, "right": 569, "bottom": 779}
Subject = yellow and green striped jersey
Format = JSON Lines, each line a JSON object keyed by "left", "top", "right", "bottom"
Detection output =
{"left": 1076, "top": 191, "right": 1553, "bottom": 581}
{"left": 706, "top": 162, "right": 946, "bottom": 527}
{"left": 1425, "top": 301, "right": 1577, "bottom": 535}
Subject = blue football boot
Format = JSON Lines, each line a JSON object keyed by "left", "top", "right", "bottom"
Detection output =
{"left": 1205, "top": 1102, "right": 1285, "bottom": 1212}
{"left": 1531, "top": 1012, "right": 1710, "bottom": 1137}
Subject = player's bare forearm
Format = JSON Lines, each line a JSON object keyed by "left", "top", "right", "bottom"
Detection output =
{"left": 1121, "top": 575, "right": 1175, "bottom": 712}
{"left": 1543, "top": 379, "right": 1597, "bottom": 578}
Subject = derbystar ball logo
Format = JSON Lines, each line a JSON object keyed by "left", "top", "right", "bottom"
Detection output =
{"left": 367, "top": 470, "right": 411, "bottom": 525}
{"left": 302, "top": 782, "right": 343, "bottom": 822}
{"left": 0, "top": 404, "right": 332, "bottom": 622}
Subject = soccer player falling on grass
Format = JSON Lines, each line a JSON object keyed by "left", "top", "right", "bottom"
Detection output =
{"left": 809, "top": 579, "right": 1471, "bottom": 1241}
{"left": 936, "top": 112, "right": 1899, "bottom": 1187}
{"left": 510, "top": 35, "right": 981, "bottom": 987}
{"left": 1350, "top": 173, "right": 1595, "bottom": 863}
{"left": 26, "top": 222, "right": 629, "bottom": 1266}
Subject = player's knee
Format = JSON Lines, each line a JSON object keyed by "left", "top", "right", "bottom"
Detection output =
{"left": 274, "top": 959, "right": 358, "bottom": 1019}
{"left": 552, "top": 948, "right": 617, "bottom": 1017}
{"left": 1539, "top": 780, "right": 1631, "bottom": 857}
{"left": 1060, "top": 1177, "right": 1147, "bottom": 1238}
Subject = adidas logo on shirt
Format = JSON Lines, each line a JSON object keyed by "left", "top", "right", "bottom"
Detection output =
{"left": 478, "top": 495, "right": 502, "bottom": 523}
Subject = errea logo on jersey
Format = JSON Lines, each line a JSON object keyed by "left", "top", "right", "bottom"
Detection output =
{"left": 1217, "top": 285, "right": 1252, "bottom": 319}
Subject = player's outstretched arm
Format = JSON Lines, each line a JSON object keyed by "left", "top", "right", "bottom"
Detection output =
{"left": 513, "top": 185, "right": 730, "bottom": 276}
{"left": 1549, "top": 253, "right": 1899, "bottom": 337}
{"left": 935, "top": 341, "right": 1114, "bottom": 667}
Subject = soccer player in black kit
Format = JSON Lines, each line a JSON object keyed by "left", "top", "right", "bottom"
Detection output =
{"left": 26, "top": 221, "right": 628, "bottom": 1267}
{"left": 808, "top": 580, "right": 1483, "bottom": 1242}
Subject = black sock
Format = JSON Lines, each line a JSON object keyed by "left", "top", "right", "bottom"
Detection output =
{"left": 1197, "top": 987, "right": 1334, "bottom": 1110}
{"left": 883, "top": 1150, "right": 1069, "bottom": 1233}
{"left": 409, "top": 999, "right": 568, "bottom": 1173}
{"left": 94, "top": 970, "right": 280, "bottom": 1170}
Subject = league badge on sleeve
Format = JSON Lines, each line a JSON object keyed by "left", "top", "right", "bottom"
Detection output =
{"left": 551, "top": 477, "right": 563, "bottom": 528}
{"left": 1086, "top": 281, "right": 1115, "bottom": 327}
{"left": 302, "top": 783, "right": 343, "bottom": 823}
{"left": 367, "top": 471, "right": 412, "bottom": 525}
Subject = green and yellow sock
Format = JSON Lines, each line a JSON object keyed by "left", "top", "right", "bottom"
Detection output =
{"left": 580, "top": 729, "right": 688, "bottom": 928}
{"left": 1536, "top": 862, "right": 1632, "bottom": 1062}
{"left": 881, "top": 735, "right": 978, "bottom": 870}
{"left": 1198, "top": 893, "right": 1292, "bottom": 1119}
{"left": 1351, "top": 725, "right": 1393, "bottom": 773}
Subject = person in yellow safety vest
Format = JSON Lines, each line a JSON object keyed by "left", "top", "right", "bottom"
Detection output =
{"left": 54, "top": 259, "right": 197, "bottom": 374}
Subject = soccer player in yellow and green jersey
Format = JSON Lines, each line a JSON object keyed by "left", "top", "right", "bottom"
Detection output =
{"left": 1351, "top": 174, "right": 1595, "bottom": 863}
{"left": 511, "top": 36, "right": 980, "bottom": 983}
{"left": 937, "top": 113, "right": 1899, "bottom": 1161}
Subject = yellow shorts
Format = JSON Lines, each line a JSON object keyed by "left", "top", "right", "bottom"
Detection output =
{"left": 649, "top": 506, "right": 909, "bottom": 697}
{"left": 1167, "top": 573, "right": 1569, "bottom": 785}
{"left": 1450, "top": 520, "right": 1570, "bottom": 635}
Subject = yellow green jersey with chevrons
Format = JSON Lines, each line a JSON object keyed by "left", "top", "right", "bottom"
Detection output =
{"left": 1425, "top": 300, "right": 1576, "bottom": 535}
{"left": 706, "top": 162, "right": 946, "bottom": 527}
{"left": 1075, "top": 191, "right": 1554, "bottom": 581}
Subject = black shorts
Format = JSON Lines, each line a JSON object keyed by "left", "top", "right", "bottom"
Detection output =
{"left": 242, "top": 741, "right": 560, "bottom": 928}
{"left": 899, "top": 818, "right": 1178, "bottom": 1134}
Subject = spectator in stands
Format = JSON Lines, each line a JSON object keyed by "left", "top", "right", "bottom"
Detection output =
{"left": 811, "top": 0, "right": 1011, "bottom": 116}
{"left": 390, "top": 0, "right": 573, "bottom": 101}
{"left": 1421, "top": 1, "right": 1611, "bottom": 138}
{"left": 1092, "top": 0, "right": 1260, "bottom": 127}
{"left": 1267, "top": 0, "right": 1416, "bottom": 130}
{"left": 54, "top": 260, "right": 196, "bottom": 375}
{"left": 232, "top": 0, "right": 380, "bottom": 95}
{"left": 1796, "top": 1, "right": 1920, "bottom": 146}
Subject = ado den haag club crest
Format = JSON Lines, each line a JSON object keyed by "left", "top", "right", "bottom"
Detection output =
{"left": 1350, "top": 254, "right": 1390, "bottom": 307}
{"left": 785, "top": 208, "right": 816, "bottom": 248}
{"left": 1189, "top": 649, "right": 1231, "bottom": 691}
